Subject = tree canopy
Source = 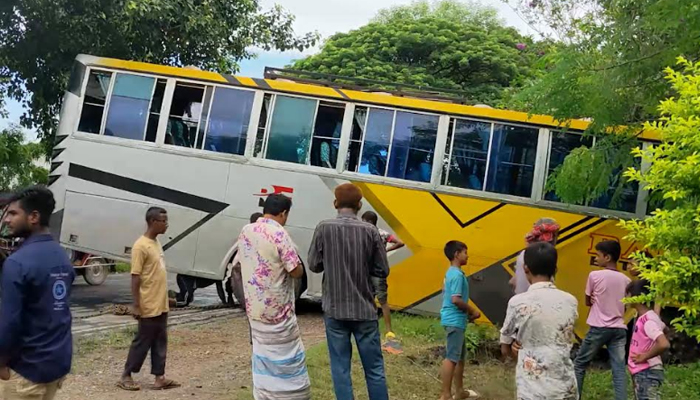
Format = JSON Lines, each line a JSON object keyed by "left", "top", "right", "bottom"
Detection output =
{"left": 0, "top": 126, "right": 47, "bottom": 192}
{"left": 291, "top": 0, "right": 547, "bottom": 105}
{"left": 508, "top": 0, "right": 700, "bottom": 206}
{"left": 621, "top": 58, "right": 700, "bottom": 340}
{"left": 0, "top": 0, "right": 318, "bottom": 149}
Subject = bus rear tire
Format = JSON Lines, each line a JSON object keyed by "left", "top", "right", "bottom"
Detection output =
{"left": 294, "top": 273, "right": 308, "bottom": 301}
{"left": 83, "top": 258, "right": 109, "bottom": 286}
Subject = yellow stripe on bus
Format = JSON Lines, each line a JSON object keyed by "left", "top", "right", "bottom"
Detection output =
{"left": 96, "top": 58, "right": 229, "bottom": 84}
{"left": 84, "top": 56, "right": 660, "bottom": 141}
{"left": 266, "top": 79, "right": 344, "bottom": 99}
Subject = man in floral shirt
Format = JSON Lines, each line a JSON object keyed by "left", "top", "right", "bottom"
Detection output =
{"left": 500, "top": 242, "right": 579, "bottom": 400}
{"left": 238, "top": 194, "right": 309, "bottom": 400}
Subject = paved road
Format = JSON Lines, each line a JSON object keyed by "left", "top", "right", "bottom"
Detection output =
{"left": 71, "top": 272, "right": 223, "bottom": 317}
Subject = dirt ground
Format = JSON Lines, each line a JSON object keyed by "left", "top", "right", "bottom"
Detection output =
{"left": 55, "top": 313, "right": 326, "bottom": 400}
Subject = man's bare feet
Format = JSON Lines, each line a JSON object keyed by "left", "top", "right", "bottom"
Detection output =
{"left": 439, "top": 394, "right": 454, "bottom": 400}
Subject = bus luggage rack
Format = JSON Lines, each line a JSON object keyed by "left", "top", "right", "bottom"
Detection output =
{"left": 263, "top": 67, "right": 475, "bottom": 105}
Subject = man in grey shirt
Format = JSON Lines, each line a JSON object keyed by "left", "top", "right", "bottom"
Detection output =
{"left": 309, "top": 183, "right": 389, "bottom": 400}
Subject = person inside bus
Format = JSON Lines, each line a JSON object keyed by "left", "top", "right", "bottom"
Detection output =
{"left": 509, "top": 218, "right": 560, "bottom": 295}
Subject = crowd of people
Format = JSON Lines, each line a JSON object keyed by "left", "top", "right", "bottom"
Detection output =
{"left": 0, "top": 184, "right": 671, "bottom": 400}
{"left": 499, "top": 224, "right": 669, "bottom": 400}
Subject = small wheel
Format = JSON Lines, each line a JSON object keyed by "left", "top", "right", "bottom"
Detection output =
{"left": 215, "top": 281, "right": 227, "bottom": 305}
{"left": 83, "top": 258, "right": 109, "bottom": 286}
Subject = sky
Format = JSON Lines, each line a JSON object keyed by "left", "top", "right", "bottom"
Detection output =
{"left": 1, "top": 0, "right": 533, "bottom": 140}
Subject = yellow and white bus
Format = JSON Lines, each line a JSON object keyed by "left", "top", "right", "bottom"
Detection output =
{"left": 49, "top": 55, "right": 656, "bottom": 337}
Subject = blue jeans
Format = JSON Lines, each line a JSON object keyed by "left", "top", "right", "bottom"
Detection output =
{"left": 574, "top": 327, "right": 627, "bottom": 400}
{"left": 633, "top": 368, "right": 664, "bottom": 400}
{"left": 324, "top": 317, "right": 389, "bottom": 400}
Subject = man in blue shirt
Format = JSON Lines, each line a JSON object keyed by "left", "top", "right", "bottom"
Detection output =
{"left": 0, "top": 186, "right": 74, "bottom": 400}
{"left": 439, "top": 240, "right": 480, "bottom": 400}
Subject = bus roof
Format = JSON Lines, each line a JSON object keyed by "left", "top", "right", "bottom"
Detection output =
{"left": 75, "top": 54, "right": 660, "bottom": 141}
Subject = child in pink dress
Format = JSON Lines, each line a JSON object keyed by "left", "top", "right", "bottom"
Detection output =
{"left": 627, "top": 279, "right": 670, "bottom": 400}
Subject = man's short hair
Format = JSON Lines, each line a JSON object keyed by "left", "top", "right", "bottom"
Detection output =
{"left": 334, "top": 183, "right": 363, "bottom": 210}
{"left": 443, "top": 240, "right": 467, "bottom": 261}
{"left": 263, "top": 194, "right": 292, "bottom": 216}
{"left": 595, "top": 240, "right": 621, "bottom": 262}
{"left": 361, "top": 211, "right": 378, "bottom": 225}
{"left": 524, "top": 241, "right": 558, "bottom": 278}
{"left": 249, "top": 212, "right": 263, "bottom": 224}
{"left": 10, "top": 186, "right": 55, "bottom": 227}
{"left": 145, "top": 207, "right": 167, "bottom": 223}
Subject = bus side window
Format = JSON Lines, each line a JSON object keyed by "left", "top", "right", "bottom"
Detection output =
{"left": 356, "top": 108, "right": 438, "bottom": 183}
{"left": 265, "top": 95, "right": 316, "bottom": 164}
{"left": 309, "top": 101, "right": 345, "bottom": 169}
{"left": 442, "top": 119, "right": 491, "bottom": 191}
{"left": 545, "top": 131, "right": 593, "bottom": 201}
{"left": 359, "top": 108, "right": 393, "bottom": 176}
{"left": 104, "top": 74, "right": 156, "bottom": 141}
{"left": 166, "top": 82, "right": 207, "bottom": 149}
{"left": 78, "top": 70, "right": 113, "bottom": 134}
{"left": 388, "top": 111, "right": 438, "bottom": 182}
{"left": 202, "top": 87, "right": 255, "bottom": 156}
{"left": 545, "top": 131, "right": 639, "bottom": 212}
{"left": 484, "top": 124, "right": 539, "bottom": 197}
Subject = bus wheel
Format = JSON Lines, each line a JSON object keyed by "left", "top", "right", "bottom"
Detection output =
{"left": 83, "top": 258, "right": 109, "bottom": 286}
{"left": 215, "top": 281, "right": 227, "bottom": 305}
{"left": 294, "top": 273, "right": 308, "bottom": 300}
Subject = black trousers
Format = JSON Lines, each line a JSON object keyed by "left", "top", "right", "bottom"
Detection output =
{"left": 124, "top": 313, "right": 168, "bottom": 376}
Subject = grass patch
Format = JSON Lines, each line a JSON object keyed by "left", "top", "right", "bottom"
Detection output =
{"left": 75, "top": 326, "right": 136, "bottom": 356}
{"left": 114, "top": 262, "right": 130, "bottom": 273}
{"left": 234, "top": 313, "right": 700, "bottom": 399}
{"left": 585, "top": 362, "right": 700, "bottom": 399}
{"left": 304, "top": 314, "right": 511, "bottom": 400}
{"left": 304, "top": 314, "right": 700, "bottom": 400}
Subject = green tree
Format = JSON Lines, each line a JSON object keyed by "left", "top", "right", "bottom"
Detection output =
{"left": 291, "top": 0, "right": 547, "bottom": 105}
{"left": 620, "top": 58, "right": 700, "bottom": 340}
{"left": 508, "top": 0, "right": 700, "bottom": 206}
{"left": 0, "top": 0, "right": 318, "bottom": 149}
{"left": 0, "top": 126, "right": 48, "bottom": 191}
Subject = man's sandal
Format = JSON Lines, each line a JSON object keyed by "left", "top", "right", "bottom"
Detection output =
{"left": 116, "top": 380, "right": 140, "bottom": 391}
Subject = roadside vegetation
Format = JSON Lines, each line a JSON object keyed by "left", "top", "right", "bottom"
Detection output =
{"left": 241, "top": 314, "right": 700, "bottom": 400}
{"left": 113, "top": 263, "right": 131, "bottom": 274}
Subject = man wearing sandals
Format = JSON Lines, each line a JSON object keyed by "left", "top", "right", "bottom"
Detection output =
{"left": 118, "top": 207, "right": 180, "bottom": 391}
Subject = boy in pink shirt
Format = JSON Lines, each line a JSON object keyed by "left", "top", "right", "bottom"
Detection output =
{"left": 574, "top": 240, "right": 631, "bottom": 400}
{"left": 627, "top": 279, "right": 669, "bottom": 400}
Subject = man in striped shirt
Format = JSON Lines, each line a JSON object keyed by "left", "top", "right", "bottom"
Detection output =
{"left": 309, "top": 183, "right": 390, "bottom": 400}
